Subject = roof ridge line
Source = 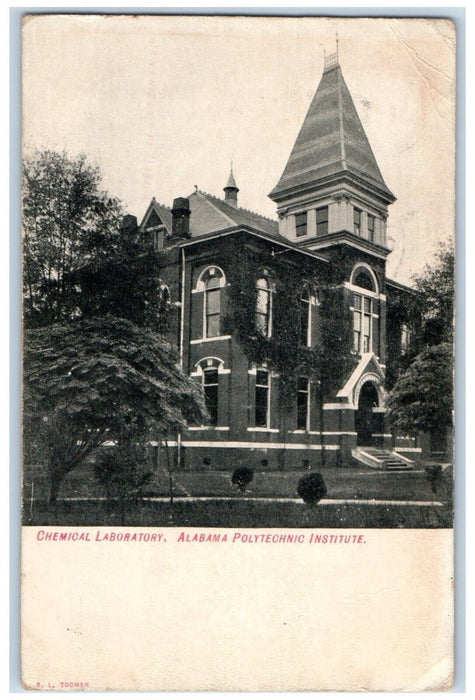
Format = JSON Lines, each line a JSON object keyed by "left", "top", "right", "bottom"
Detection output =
{"left": 200, "top": 189, "right": 277, "bottom": 223}
{"left": 155, "top": 202, "right": 172, "bottom": 211}
{"left": 337, "top": 65, "right": 347, "bottom": 167}
{"left": 194, "top": 190, "right": 236, "bottom": 226}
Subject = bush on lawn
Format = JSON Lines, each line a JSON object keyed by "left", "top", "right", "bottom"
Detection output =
{"left": 424, "top": 465, "right": 443, "bottom": 494}
{"left": 231, "top": 467, "right": 254, "bottom": 492}
{"left": 94, "top": 442, "right": 153, "bottom": 524}
{"left": 297, "top": 472, "right": 327, "bottom": 506}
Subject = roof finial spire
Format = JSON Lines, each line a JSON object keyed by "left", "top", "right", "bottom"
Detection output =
{"left": 323, "top": 37, "right": 339, "bottom": 72}
{"left": 224, "top": 165, "right": 239, "bottom": 208}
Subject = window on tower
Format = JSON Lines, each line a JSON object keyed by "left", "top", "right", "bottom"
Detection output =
{"left": 316, "top": 206, "right": 328, "bottom": 236}
{"left": 367, "top": 214, "right": 375, "bottom": 242}
{"left": 351, "top": 265, "right": 379, "bottom": 356}
{"left": 295, "top": 211, "right": 307, "bottom": 237}
{"left": 353, "top": 207, "right": 361, "bottom": 236}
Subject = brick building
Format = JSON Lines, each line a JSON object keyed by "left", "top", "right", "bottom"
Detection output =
{"left": 137, "top": 52, "right": 421, "bottom": 471}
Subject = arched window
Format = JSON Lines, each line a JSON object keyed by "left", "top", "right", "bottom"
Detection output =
{"left": 256, "top": 275, "right": 272, "bottom": 337}
{"left": 350, "top": 265, "right": 379, "bottom": 355}
{"left": 193, "top": 357, "right": 226, "bottom": 426}
{"left": 353, "top": 269, "right": 375, "bottom": 292}
{"left": 197, "top": 267, "right": 225, "bottom": 338}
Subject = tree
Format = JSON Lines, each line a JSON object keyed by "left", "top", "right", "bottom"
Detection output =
{"left": 385, "top": 343, "right": 453, "bottom": 436}
{"left": 386, "top": 240, "right": 454, "bottom": 441}
{"left": 23, "top": 150, "right": 171, "bottom": 333}
{"left": 23, "top": 150, "right": 125, "bottom": 327}
{"left": 24, "top": 317, "right": 207, "bottom": 502}
{"left": 412, "top": 240, "right": 454, "bottom": 347}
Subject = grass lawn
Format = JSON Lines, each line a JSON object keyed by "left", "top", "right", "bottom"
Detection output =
{"left": 23, "top": 462, "right": 452, "bottom": 528}
{"left": 25, "top": 497, "right": 451, "bottom": 528}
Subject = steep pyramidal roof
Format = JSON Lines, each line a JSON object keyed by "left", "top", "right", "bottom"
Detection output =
{"left": 225, "top": 169, "right": 238, "bottom": 190}
{"left": 270, "top": 62, "right": 395, "bottom": 203}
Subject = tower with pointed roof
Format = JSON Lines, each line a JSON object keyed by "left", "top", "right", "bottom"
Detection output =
{"left": 269, "top": 50, "right": 395, "bottom": 258}
{"left": 223, "top": 168, "right": 239, "bottom": 208}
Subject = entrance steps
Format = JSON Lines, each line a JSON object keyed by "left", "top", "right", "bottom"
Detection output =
{"left": 352, "top": 447, "right": 414, "bottom": 471}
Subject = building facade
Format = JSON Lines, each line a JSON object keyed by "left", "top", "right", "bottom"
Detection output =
{"left": 137, "top": 53, "right": 421, "bottom": 470}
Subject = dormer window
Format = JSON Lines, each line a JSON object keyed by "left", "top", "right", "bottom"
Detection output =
{"left": 295, "top": 212, "right": 307, "bottom": 237}
{"left": 353, "top": 208, "right": 361, "bottom": 236}
{"left": 316, "top": 206, "right": 328, "bottom": 236}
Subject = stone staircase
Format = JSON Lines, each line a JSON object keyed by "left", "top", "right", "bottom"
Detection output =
{"left": 352, "top": 447, "right": 414, "bottom": 471}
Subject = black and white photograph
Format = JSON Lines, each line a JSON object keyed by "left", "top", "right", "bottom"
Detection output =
{"left": 20, "top": 14, "right": 456, "bottom": 691}
{"left": 22, "top": 15, "right": 455, "bottom": 530}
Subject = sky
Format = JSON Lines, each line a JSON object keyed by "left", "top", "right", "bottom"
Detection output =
{"left": 22, "top": 15, "right": 456, "bottom": 285}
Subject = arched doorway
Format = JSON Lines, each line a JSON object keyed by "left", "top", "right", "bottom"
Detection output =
{"left": 355, "top": 382, "right": 379, "bottom": 446}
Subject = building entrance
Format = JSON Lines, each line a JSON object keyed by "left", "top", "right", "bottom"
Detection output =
{"left": 355, "top": 382, "right": 380, "bottom": 446}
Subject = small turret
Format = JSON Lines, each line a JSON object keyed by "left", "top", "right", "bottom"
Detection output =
{"left": 223, "top": 168, "right": 239, "bottom": 208}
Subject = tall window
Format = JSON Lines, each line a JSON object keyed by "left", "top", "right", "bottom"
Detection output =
{"left": 353, "top": 207, "right": 361, "bottom": 236}
{"left": 203, "top": 367, "right": 219, "bottom": 426}
{"left": 316, "top": 206, "right": 329, "bottom": 236}
{"left": 300, "top": 287, "right": 311, "bottom": 346}
{"left": 295, "top": 212, "right": 307, "bottom": 237}
{"left": 367, "top": 214, "right": 375, "bottom": 242}
{"left": 255, "top": 369, "right": 270, "bottom": 427}
{"left": 401, "top": 323, "right": 410, "bottom": 354}
{"left": 204, "top": 270, "right": 222, "bottom": 337}
{"left": 256, "top": 276, "right": 272, "bottom": 336}
{"left": 351, "top": 265, "right": 378, "bottom": 356}
{"left": 353, "top": 294, "right": 372, "bottom": 353}
{"left": 297, "top": 376, "right": 310, "bottom": 430}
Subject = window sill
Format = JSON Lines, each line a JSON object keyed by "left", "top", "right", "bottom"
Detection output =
{"left": 188, "top": 426, "right": 230, "bottom": 431}
{"left": 247, "top": 427, "right": 279, "bottom": 433}
{"left": 190, "top": 335, "right": 231, "bottom": 344}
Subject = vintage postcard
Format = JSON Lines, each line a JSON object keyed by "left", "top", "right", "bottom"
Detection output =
{"left": 21, "top": 15, "right": 455, "bottom": 690}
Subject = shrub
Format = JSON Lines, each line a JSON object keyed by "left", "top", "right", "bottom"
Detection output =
{"left": 424, "top": 464, "right": 443, "bottom": 495}
{"left": 297, "top": 472, "right": 327, "bottom": 506}
{"left": 231, "top": 467, "right": 254, "bottom": 492}
{"left": 94, "top": 441, "right": 153, "bottom": 523}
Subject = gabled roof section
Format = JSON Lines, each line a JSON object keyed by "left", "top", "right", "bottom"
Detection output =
{"left": 269, "top": 63, "right": 395, "bottom": 203}
{"left": 337, "top": 352, "right": 386, "bottom": 406}
{"left": 138, "top": 198, "right": 173, "bottom": 235}
{"left": 187, "top": 190, "right": 280, "bottom": 238}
